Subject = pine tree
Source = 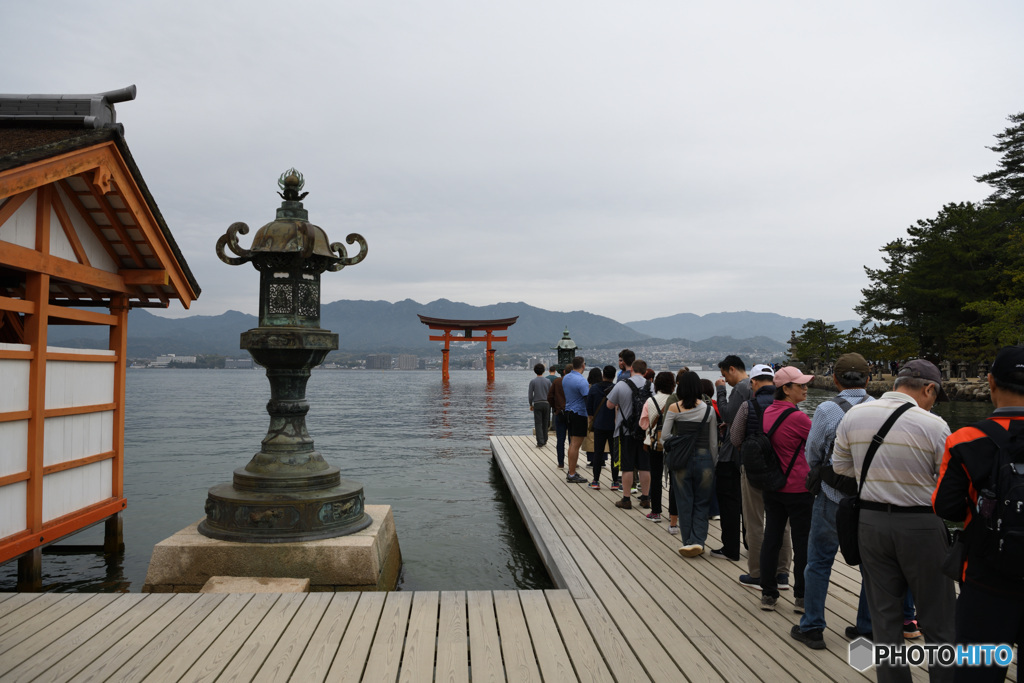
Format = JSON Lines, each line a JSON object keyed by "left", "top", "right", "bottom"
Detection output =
{"left": 976, "top": 111, "right": 1024, "bottom": 207}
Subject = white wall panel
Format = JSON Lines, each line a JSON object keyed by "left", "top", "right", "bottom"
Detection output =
{"left": 0, "top": 420, "right": 27, "bottom": 477}
{"left": 42, "top": 461, "right": 111, "bottom": 523}
{"left": 43, "top": 411, "right": 113, "bottom": 467}
{"left": 44, "top": 360, "right": 114, "bottom": 409}
{"left": 0, "top": 191, "right": 37, "bottom": 249}
{"left": 55, "top": 185, "right": 118, "bottom": 272}
{"left": 0, "top": 482, "right": 27, "bottom": 539}
{"left": 48, "top": 205, "right": 78, "bottom": 262}
{"left": 0, "top": 356, "right": 30, "bottom": 412}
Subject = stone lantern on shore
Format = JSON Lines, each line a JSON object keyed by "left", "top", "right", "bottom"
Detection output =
{"left": 553, "top": 326, "right": 578, "bottom": 369}
{"left": 201, "top": 169, "right": 371, "bottom": 543}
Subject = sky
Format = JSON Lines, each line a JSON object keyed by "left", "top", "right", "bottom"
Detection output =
{"left": 4, "top": 1, "right": 1023, "bottom": 324}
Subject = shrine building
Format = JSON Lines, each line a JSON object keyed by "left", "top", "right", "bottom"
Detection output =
{"left": 0, "top": 86, "right": 200, "bottom": 588}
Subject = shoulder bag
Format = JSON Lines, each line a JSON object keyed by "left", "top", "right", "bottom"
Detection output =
{"left": 836, "top": 402, "right": 914, "bottom": 565}
{"left": 663, "top": 404, "right": 712, "bottom": 471}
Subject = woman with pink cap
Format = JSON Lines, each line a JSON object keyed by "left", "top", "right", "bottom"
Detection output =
{"left": 759, "top": 365, "right": 815, "bottom": 612}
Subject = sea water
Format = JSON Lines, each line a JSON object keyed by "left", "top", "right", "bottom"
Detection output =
{"left": 0, "top": 369, "right": 991, "bottom": 592}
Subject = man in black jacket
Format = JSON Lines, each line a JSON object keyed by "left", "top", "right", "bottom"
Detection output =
{"left": 934, "top": 345, "right": 1024, "bottom": 682}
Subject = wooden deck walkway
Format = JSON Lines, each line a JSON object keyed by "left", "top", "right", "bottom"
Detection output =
{"left": 0, "top": 434, "right": 992, "bottom": 681}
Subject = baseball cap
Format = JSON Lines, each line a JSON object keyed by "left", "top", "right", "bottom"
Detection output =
{"left": 774, "top": 366, "right": 814, "bottom": 386}
{"left": 834, "top": 353, "right": 870, "bottom": 377}
{"left": 750, "top": 364, "right": 775, "bottom": 378}
{"left": 897, "top": 359, "right": 949, "bottom": 402}
{"left": 990, "top": 346, "right": 1024, "bottom": 383}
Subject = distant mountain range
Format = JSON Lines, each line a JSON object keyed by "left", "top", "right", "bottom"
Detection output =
{"left": 44, "top": 299, "right": 854, "bottom": 357}
{"left": 626, "top": 311, "right": 859, "bottom": 343}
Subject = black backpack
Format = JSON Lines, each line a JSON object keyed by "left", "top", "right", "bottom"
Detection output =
{"left": 967, "top": 420, "right": 1024, "bottom": 579}
{"left": 741, "top": 400, "right": 801, "bottom": 491}
{"left": 621, "top": 380, "right": 653, "bottom": 441}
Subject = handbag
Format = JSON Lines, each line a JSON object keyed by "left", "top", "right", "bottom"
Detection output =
{"left": 663, "top": 404, "right": 711, "bottom": 471}
{"left": 836, "top": 402, "right": 914, "bottom": 565}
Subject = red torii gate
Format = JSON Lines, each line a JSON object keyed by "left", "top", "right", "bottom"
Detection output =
{"left": 418, "top": 315, "right": 518, "bottom": 382}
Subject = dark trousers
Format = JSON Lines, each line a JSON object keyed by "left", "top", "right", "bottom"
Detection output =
{"left": 955, "top": 582, "right": 1024, "bottom": 683}
{"left": 715, "top": 461, "right": 742, "bottom": 557}
{"left": 591, "top": 429, "right": 614, "bottom": 482}
{"left": 553, "top": 412, "right": 567, "bottom": 466}
{"left": 760, "top": 490, "right": 813, "bottom": 599}
{"left": 648, "top": 447, "right": 665, "bottom": 514}
{"left": 532, "top": 401, "right": 550, "bottom": 446}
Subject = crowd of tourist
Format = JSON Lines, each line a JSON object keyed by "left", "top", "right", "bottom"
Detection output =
{"left": 526, "top": 346, "right": 1024, "bottom": 683}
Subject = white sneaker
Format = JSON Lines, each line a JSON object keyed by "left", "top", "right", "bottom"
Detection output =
{"left": 678, "top": 544, "right": 704, "bottom": 558}
{"left": 668, "top": 525, "right": 679, "bottom": 535}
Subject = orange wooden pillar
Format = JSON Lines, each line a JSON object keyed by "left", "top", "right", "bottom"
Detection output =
{"left": 441, "top": 333, "right": 451, "bottom": 382}
{"left": 485, "top": 332, "right": 496, "bottom": 382}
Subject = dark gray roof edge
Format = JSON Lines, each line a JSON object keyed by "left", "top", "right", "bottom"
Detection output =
{"left": 0, "top": 85, "right": 136, "bottom": 129}
{"left": 0, "top": 86, "right": 136, "bottom": 104}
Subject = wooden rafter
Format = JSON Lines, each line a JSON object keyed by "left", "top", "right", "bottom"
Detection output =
{"left": 81, "top": 178, "right": 146, "bottom": 268}
{"left": 50, "top": 189, "right": 91, "bottom": 267}
{"left": 0, "top": 190, "right": 33, "bottom": 227}
{"left": 57, "top": 179, "right": 122, "bottom": 266}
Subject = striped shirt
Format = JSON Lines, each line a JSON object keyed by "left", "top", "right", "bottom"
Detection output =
{"left": 805, "top": 389, "right": 873, "bottom": 504}
{"left": 832, "top": 391, "right": 951, "bottom": 507}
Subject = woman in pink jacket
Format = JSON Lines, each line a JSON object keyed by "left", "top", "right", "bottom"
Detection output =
{"left": 759, "top": 366, "right": 814, "bottom": 612}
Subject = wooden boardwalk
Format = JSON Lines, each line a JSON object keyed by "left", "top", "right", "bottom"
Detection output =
{"left": 0, "top": 434, "right": 990, "bottom": 681}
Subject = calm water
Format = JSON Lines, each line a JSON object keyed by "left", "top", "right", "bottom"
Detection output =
{"left": 0, "top": 369, "right": 552, "bottom": 592}
{"left": 0, "top": 371, "right": 994, "bottom": 593}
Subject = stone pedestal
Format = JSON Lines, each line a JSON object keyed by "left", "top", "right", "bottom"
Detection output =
{"left": 143, "top": 505, "right": 401, "bottom": 593}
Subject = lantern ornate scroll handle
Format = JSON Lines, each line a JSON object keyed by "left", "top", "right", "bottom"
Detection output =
{"left": 216, "top": 222, "right": 253, "bottom": 266}
{"left": 327, "top": 233, "right": 368, "bottom": 271}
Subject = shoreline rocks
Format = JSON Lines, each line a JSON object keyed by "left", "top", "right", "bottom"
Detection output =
{"left": 809, "top": 375, "right": 990, "bottom": 402}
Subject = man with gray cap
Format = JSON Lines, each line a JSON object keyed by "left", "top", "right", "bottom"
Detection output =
{"left": 833, "top": 359, "right": 955, "bottom": 683}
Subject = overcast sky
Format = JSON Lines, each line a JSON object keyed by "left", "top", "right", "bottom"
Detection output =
{"left": 4, "top": 1, "right": 1022, "bottom": 324}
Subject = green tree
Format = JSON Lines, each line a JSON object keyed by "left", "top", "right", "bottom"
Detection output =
{"left": 856, "top": 202, "right": 1014, "bottom": 358}
{"left": 976, "top": 111, "right": 1024, "bottom": 207}
{"left": 790, "top": 320, "right": 845, "bottom": 364}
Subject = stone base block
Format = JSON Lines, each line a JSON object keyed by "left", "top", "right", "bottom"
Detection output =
{"left": 143, "top": 504, "right": 401, "bottom": 593}
{"left": 200, "top": 576, "right": 310, "bottom": 593}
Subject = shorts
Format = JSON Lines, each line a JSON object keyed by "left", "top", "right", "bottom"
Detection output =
{"left": 616, "top": 434, "right": 649, "bottom": 471}
{"left": 566, "top": 411, "right": 588, "bottom": 438}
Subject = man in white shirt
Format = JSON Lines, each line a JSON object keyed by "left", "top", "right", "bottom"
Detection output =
{"left": 832, "top": 360, "right": 955, "bottom": 683}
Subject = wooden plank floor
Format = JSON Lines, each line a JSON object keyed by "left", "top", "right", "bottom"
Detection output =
{"left": 0, "top": 434, "right": 1004, "bottom": 681}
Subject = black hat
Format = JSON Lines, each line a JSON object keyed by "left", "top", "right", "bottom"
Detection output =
{"left": 897, "top": 359, "right": 949, "bottom": 402}
{"left": 990, "top": 346, "right": 1024, "bottom": 384}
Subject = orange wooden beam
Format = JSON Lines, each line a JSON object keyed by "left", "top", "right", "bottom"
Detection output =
{"left": 0, "top": 295, "right": 34, "bottom": 315}
{"left": 121, "top": 269, "right": 168, "bottom": 286}
{"left": 44, "top": 403, "right": 116, "bottom": 418}
{"left": 0, "top": 240, "right": 129, "bottom": 293}
{"left": 0, "top": 409, "right": 32, "bottom": 423}
{"left": 50, "top": 187, "right": 91, "bottom": 267}
{"left": 0, "top": 190, "right": 33, "bottom": 227}
{"left": 0, "top": 470, "right": 29, "bottom": 488}
{"left": 42, "top": 450, "right": 115, "bottom": 476}
{"left": 0, "top": 496, "right": 126, "bottom": 563}
{"left": 81, "top": 175, "right": 147, "bottom": 269}
{"left": 57, "top": 179, "right": 124, "bottom": 267}
{"left": 48, "top": 306, "right": 118, "bottom": 326}
{"left": 24, "top": 272, "right": 48, "bottom": 535}
{"left": 109, "top": 294, "right": 128, "bottom": 499}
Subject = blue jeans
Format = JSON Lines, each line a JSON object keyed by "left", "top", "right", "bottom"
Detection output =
{"left": 671, "top": 449, "right": 714, "bottom": 547}
{"left": 800, "top": 494, "right": 840, "bottom": 631}
{"left": 554, "top": 412, "right": 567, "bottom": 466}
{"left": 800, "top": 494, "right": 916, "bottom": 633}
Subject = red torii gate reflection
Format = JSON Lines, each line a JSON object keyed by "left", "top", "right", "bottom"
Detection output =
{"left": 417, "top": 315, "right": 518, "bottom": 382}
